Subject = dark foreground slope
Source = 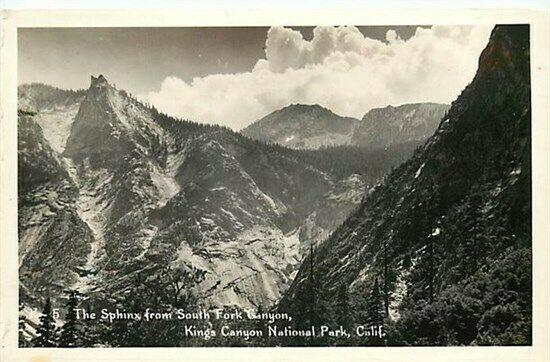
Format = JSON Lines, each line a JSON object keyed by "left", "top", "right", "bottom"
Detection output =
{"left": 280, "top": 25, "right": 531, "bottom": 346}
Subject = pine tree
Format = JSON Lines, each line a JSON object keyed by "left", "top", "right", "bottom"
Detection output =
{"left": 383, "top": 236, "right": 390, "bottom": 316}
{"left": 363, "top": 278, "right": 387, "bottom": 346}
{"left": 107, "top": 265, "right": 206, "bottom": 347}
{"left": 291, "top": 243, "right": 318, "bottom": 346}
{"left": 254, "top": 303, "right": 269, "bottom": 346}
{"left": 335, "top": 284, "right": 350, "bottom": 329}
{"left": 33, "top": 297, "right": 57, "bottom": 347}
{"left": 18, "top": 304, "right": 29, "bottom": 347}
{"left": 58, "top": 290, "right": 82, "bottom": 347}
{"left": 255, "top": 303, "right": 267, "bottom": 332}
{"left": 366, "top": 279, "right": 385, "bottom": 326}
{"left": 424, "top": 182, "right": 442, "bottom": 303}
{"left": 307, "top": 243, "right": 317, "bottom": 329}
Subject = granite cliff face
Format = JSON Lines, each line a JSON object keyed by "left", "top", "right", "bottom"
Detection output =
{"left": 280, "top": 25, "right": 531, "bottom": 346}
{"left": 351, "top": 102, "right": 449, "bottom": 149}
{"left": 18, "top": 111, "right": 92, "bottom": 306}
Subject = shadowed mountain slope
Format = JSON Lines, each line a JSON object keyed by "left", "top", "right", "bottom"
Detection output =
{"left": 280, "top": 25, "right": 531, "bottom": 346}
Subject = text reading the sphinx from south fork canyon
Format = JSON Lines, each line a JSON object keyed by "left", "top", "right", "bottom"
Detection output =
{"left": 69, "top": 308, "right": 385, "bottom": 340}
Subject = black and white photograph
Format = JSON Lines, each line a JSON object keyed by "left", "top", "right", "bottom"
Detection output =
{"left": 1, "top": 4, "right": 548, "bottom": 360}
{"left": 13, "top": 22, "right": 534, "bottom": 348}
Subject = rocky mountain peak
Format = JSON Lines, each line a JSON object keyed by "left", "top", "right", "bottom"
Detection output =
{"left": 64, "top": 73, "right": 166, "bottom": 168}
{"left": 241, "top": 104, "right": 360, "bottom": 149}
{"left": 283, "top": 103, "right": 329, "bottom": 114}
{"left": 476, "top": 25, "right": 528, "bottom": 80}
{"left": 90, "top": 74, "right": 109, "bottom": 88}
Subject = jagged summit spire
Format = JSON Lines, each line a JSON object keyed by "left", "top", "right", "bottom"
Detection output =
{"left": 90, "top": 74, "right": 109, "bottom": 88}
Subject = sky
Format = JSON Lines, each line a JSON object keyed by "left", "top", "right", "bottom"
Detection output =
{"left": 19, "top": 25, "right": 493, "bottom": 130}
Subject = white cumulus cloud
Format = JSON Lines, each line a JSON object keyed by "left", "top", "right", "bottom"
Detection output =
{"left": 142, "top": 25, "right": 493, "bottom": 130}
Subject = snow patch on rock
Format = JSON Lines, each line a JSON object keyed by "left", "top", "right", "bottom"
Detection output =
{"left": 415, "top": 162, "right": 425, "bottom": 179}
{"left": 34, "top": 104, "right": 80, "bottom": 153}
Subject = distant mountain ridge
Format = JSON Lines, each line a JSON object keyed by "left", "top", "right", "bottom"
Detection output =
{"left": 241, "top": 103, "right": 360, "bottom": 149}
{"left": 352, "top": 102, "right": 450, "bottom": 149}
{"left": 242, "top": 102, "right": 449, "bottom": 150}
{"left": 18, "top": 83, "right": 86, "bottom": 113}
